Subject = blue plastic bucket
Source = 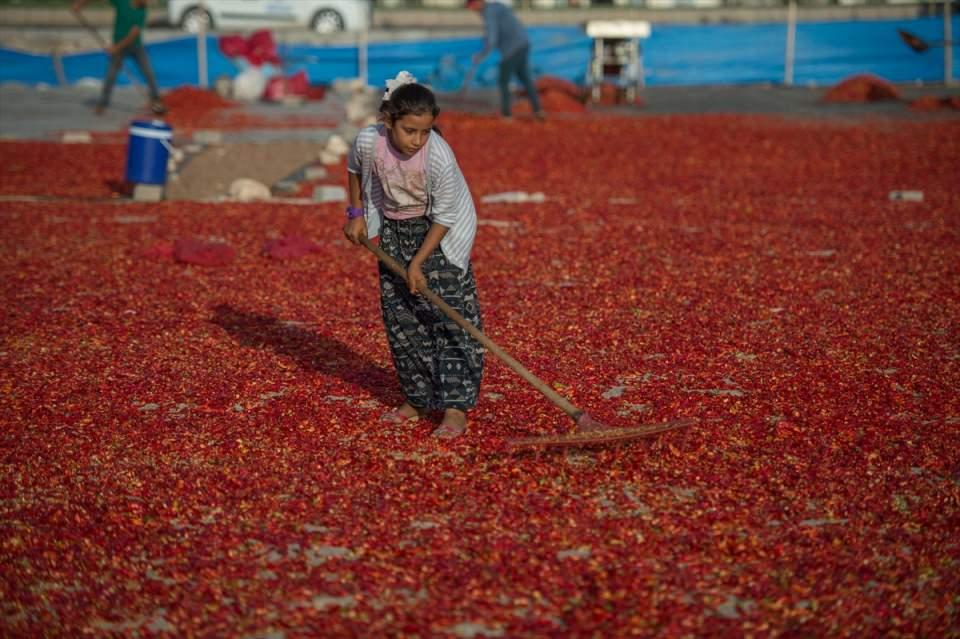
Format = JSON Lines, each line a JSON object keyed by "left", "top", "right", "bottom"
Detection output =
{"left": 125, "top": 119, "right": 173, "bottom": 185}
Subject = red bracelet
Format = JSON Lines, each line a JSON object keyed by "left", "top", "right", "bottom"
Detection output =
{"left": 346, "top": 206, "right": 364, "bottom": 219}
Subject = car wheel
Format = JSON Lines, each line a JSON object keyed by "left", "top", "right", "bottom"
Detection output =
{"left": 311, "top": 9, "right": 345, "bottom": 34}
{"left": 180, "top": 6, "right": 214, "bottom": 33}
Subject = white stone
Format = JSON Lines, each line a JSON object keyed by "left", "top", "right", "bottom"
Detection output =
{"left": 193, "top": 130, "right": 223, "bottom": 145}
{"left": 345, "top": 95, "right": 377, "bottom": 124}
{"left": 74, "top": 77, "right": 103, "bottom": 89}
{"left": 304, "top": 166, "right": 328, "bottom": 180}
{"left": 133, "top": 183, "right": 164, "bottom": 202}
{"left": 481, "top": 191, "right": 547, "bottom": 204}
{"left": 213, "top": 75, "right": 233, "bottom": 99}
{"left": 477, "top": 219, "right": 521, "bottom": 228}
{"left": 273, "top": 180, "right": 299, "bottom": 193}
{"left": 61, "top": 131, "right": 92, "bottom": 144}
{"left": 331, "top": 77, "right": 367, "bottom": 96}
{"left": 319, "top": 149, "right": 341, "bottom": 166}
{"left": 312, "top": 185, "right": 346, "bottom": 203}
{"left": 889, "top": 190, "right": 923, "bottom": 202}
{"left": 229, "top": 178, "right": 271, "bottom": 202}
{"left": 325, "top": 134, "right": 350, "bottom": 156}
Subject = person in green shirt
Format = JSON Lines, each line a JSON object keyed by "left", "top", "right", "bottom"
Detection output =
{"left": 72, "top": 0, "right": 166, "bottom": 115}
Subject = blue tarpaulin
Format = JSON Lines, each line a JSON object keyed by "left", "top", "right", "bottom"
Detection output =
{"left": 1, "top": 18, "right": 954, "bottom": 89}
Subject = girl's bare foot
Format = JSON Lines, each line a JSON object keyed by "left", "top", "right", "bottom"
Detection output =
{"left": 432, "top": 408, "right": 467, "bottom": 439}
{"left": 380, "top": 402, "right": 425, "bottom": 424}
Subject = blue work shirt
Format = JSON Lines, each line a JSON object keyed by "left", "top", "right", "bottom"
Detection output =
{"left": 479, "top": 2, "right": 529, "bottom": 61}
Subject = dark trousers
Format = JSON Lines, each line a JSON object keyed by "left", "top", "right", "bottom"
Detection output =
{"left": 498, "top": 45, "right": 540, "bottom": 117}
{"left": 378, "top": 217, "right": 484, "bottom": 411}
{"left": 99, "top": 44, "right": 161, "bottom": 107}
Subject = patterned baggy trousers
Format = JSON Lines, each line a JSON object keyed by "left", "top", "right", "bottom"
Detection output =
{"left": 378, "top": 217, "right": 484, "bottom": 411}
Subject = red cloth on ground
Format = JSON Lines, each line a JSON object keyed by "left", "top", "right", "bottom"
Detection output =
{"left": 262, "top": 236, "right": 321, "bottom": 260}
{"left": 173, "top": 239, "right": 236, "bottom": 266}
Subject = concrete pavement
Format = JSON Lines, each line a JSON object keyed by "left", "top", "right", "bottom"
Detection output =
{"left": 2, "top": 82, "right": 957, "bottom": 143}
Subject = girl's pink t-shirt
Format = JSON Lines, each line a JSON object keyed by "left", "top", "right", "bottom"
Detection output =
{"left": 374, "top": 133, "right": 429, "bottom": 220}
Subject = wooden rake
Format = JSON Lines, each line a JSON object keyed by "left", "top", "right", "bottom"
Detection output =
{"left": 361, "top": 238, "right": 693, "bottom": 449}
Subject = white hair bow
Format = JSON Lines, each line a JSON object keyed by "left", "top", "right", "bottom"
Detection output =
{"left": 383, "top": 70, "right": 418, "bottom": 101}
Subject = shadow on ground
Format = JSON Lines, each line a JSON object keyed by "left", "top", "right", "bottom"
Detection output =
{"left": 210, "top": 304, "right": 395, "bottom": 405}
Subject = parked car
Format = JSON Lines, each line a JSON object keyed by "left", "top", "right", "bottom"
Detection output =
{"left": 168, "top": 0, "right": 372, "bottom": 34}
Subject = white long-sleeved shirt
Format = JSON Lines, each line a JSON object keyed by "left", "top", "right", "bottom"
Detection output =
{"left": 347, "top": 124, "right": 478, "bottom": 271}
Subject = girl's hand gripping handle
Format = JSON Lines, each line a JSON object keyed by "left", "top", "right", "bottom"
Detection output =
{"left": 342, "top": 216, "right": 367, "bottom": 245}
{"left": 343, "top": 172, "right": 366, "bottom": 245}
{"left": 406, "top": 260, "right": 427, "bottom": 296}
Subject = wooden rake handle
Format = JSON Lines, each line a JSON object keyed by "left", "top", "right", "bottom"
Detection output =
{"left": 360, "top": 237, "right": 584, "bottom": 423}
{"left": 71, "top": 8, "right": 110, "bottom": 50}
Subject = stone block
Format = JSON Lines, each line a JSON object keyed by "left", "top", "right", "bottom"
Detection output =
{"left": 888, "top": 190, "right": 923, "bottom": 202}
{"left": 273, "top": 180, "right": 299, "bottom": 194}
{"left": 133, "top": 183, "right": 164, "bottom": 202}
{"left": 61, "top": 131, "right": 92, "bottom": 144}
{"left": 304, "top": 166, "right": 328, "bottom": 180}
{"left": 193, "top": 129, "right": 223, "bottom": 145}
{"left": 213, "top": 75, "right": 233, "bottom": 99}
{"left": 312, "top": 185, "right": 346, "bottom": 203}
{"left": 319, "top": 150, "right": 341, "bottom": 166}
{"left": 325, "top": 134, "right": 350, "bottom": 156}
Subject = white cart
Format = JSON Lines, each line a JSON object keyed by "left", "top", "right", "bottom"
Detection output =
{"left": 586, "top": 20, "right": 651, "bottom": 104}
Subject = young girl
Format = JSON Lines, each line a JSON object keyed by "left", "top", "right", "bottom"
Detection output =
{"left": 342, "top": 72, "right": 484, "bottom": 439}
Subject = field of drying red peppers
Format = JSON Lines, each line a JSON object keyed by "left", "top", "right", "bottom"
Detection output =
{"left": 1, "top": 111, "right": 959, "bottom": 637}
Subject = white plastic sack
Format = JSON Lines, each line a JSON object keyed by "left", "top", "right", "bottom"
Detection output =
{"left": 233, "top": 68, "right": 267, "bottom": 102}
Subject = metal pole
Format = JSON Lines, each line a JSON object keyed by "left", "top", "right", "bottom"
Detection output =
{"left": 52, "top": 46, "right": 67, "bottom": 86}
{"left": 784, "top": 0, "right": 797, "bottom": 86}
{"left": 946, "top": 0, "right": 954, "bottom": 86}
{"left": 591, "top": 37, "right": 602, "bottom": 102}
{"left": 358, "top": 27, "right": 369, "bottom": 86}
{"left": 197, "top": 0, "right": 208, "bottom": 88}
